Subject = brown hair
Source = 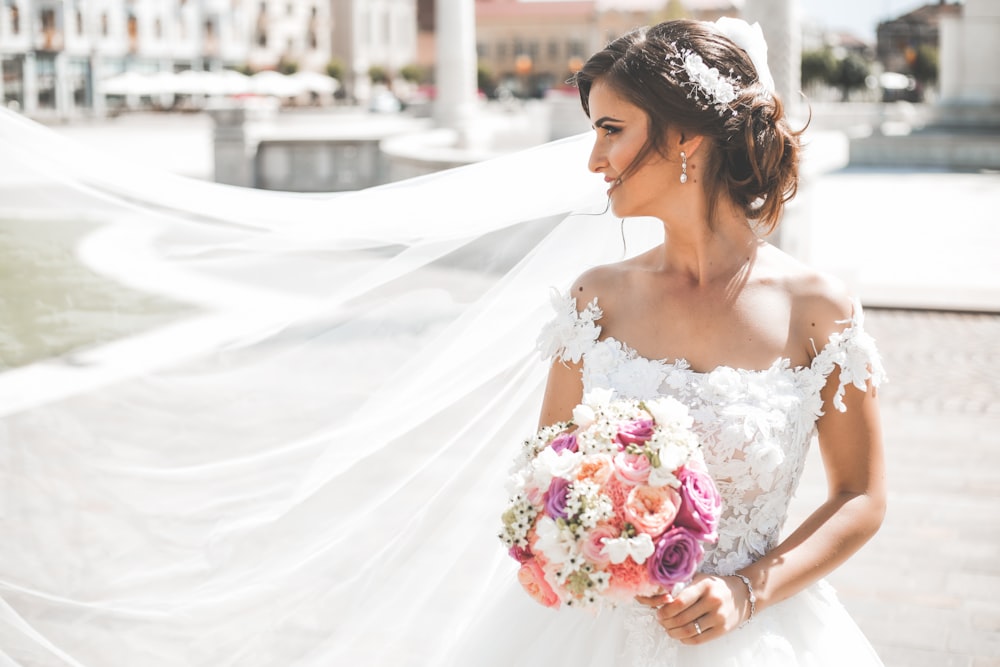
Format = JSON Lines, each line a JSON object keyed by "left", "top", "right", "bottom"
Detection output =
{"left": 573, "top": 20, "right": 804, "bottom": 233}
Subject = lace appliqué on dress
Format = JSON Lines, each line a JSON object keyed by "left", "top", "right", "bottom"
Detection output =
{"left": 809, "top": 301, "right": 888, "bottom": 412}
{"left": 535, "top": 288, "right": 602, "bottom": 364}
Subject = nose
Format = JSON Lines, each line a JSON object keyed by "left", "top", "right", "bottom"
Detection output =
{"left": 588, "top": 135, "right": 606, "bottom": 174}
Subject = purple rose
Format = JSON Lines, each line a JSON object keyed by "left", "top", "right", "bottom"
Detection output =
{"left": 674, "top": 465, "right": 722, "bottom": 542}
{"left": 543, "top": 477, "right": 572, "bottom": 520}
{"left": 647, "top": 527, "right": 704, "bottom": 588}
{"left": 616, "top": 419, "right": 655, "bottom": 447}
{"left": 550, "top": 432, "right": 578, "bottom": 453}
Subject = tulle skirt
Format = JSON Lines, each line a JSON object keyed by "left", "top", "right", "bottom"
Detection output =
{"left": 445, "top": 576, "right": 883, "bottom": 666}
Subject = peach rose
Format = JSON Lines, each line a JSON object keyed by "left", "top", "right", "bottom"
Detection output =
{"left": 624, "top": 485, "right": 682, "bottom": 538}
{"left": 517, "top": 558, "right": 560, "bottom": 608}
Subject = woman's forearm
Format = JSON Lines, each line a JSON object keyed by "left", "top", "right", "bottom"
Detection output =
{"left": 738, "top": 489, "right": 886, "bottom": 616}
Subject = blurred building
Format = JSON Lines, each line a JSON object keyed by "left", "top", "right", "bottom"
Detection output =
{"left": 0, "top": 0, "right": 417, "bottom": 117}
{"left": 876, "top": 0, "right": 961, "bottom": 75}
{"left": 469, "top": 0, "right": 739, "bottom": 98}
{"left": 331, "top": 0, "right": 417, "bottom": 103}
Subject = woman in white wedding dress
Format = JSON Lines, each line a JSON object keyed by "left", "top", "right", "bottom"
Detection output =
{"left": 447, "top": 18, "right": 887, "bottom": 667}
{"left": 0, "top": 17, "right": 885, "bottom": 667}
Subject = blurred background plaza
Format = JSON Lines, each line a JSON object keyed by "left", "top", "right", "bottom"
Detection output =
{"left": 1, "top": 1, "right": 1000, "bottom": 666}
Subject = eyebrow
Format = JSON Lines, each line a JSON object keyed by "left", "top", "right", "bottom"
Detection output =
{"left": 592, "top": 116, "right": 624, "bottom": 127}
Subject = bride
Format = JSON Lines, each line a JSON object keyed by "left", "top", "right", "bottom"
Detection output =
{"left": 0, "top": 17, "right": 884, "bottom": 667}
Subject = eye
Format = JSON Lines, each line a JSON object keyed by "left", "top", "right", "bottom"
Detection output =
{"left": 598, "top": 124, "right": 620, "bottom": 137}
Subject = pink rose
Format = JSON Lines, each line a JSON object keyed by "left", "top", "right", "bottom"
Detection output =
{"left": 614, "top": 452, "right": 651, "bottom": 486}
{"left": 623, "top": 485, "right": 681, "bottom": 537}
{"left": 616, "top": 419, "right": 655, "bottom": 447}
{"left": 517, "top": 558, "right": 561, "bottom": 608}
{"left": 674, "top": 465, "right": 722, "bottom": 542}
{"left": 581, "top": 524, "right": 620, "bottom": 567}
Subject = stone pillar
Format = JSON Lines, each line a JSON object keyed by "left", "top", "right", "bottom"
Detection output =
{"left": 742, "top": 0, "right": 800, "bottom": 117}
{"left": 939, "top": 0, "right": 1000, "bottom": 125}
{"left": 433, "top": 0, "right": 477, "bottom": 131}
{"left": 22, "top": 52, "right": 38, "bottom": 114}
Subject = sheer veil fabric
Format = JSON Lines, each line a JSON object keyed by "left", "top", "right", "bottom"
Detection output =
{"left": 0, "top": 107, "right": 670, "bottom": 665}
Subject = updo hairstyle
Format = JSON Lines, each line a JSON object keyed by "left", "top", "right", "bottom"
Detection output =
{"left": 573, "top": 20, "right": 804, "bottom": 233}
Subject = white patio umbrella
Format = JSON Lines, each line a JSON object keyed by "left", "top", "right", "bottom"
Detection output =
{"left": 101, "top": 71, "right": 156, "bottom": 97}
{"left": 288, "top": 71, "right": 339, "bottom": 95}
{"left": 250, "top": 71, "right": 309, "bottom": 98}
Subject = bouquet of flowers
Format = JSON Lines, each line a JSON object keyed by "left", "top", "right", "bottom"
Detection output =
{"left": 499, "top": 389, "right": 722, "bottom": 609}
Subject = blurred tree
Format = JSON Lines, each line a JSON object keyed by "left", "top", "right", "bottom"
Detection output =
{"left": 368, "top": 65, "right": 390, "bottom": 85}
{"left": 477, "top": 63, "right": 495, "bottom": 96}
{"left": 801, "top": 49, "right": 837, "bottom": 90}
{"left": 325, "top": 59, "right": 345, "bottom": 81}
{"left": 834, "top": 53, "right": 870, "bottom": 101}
{"left": 654, "top": 0, "right": 689, "bottom": 22}
{"left": 400, "top": 64, "right": 425, "bottom": 84}
{"left": 911, "top": 45, "right": 938, "bottom": 86}
{"left": 277, "top": 57, "right": 298, "bottom": 75}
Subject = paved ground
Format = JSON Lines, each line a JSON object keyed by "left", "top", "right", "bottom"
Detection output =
{"left": 790, "top": 308, "right": 1000, "bottom": 667}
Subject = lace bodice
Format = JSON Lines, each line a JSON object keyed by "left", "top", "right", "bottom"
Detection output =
{"left": 536, "top": 289, "right": 887, "bottom": 576}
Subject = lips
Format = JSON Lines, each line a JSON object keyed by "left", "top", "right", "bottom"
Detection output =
{"left": 605, "top": 176, "right": 620, "bottom": 196}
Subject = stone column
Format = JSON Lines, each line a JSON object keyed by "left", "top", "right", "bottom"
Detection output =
{"left": 23, "top": 52, "right": 38, "bottom": 114}
{"left": 742, "top": 0, "right": 800, "bottom": 117}
{"left": 433, "top": 0, "right": 477, "bottom": 132}
{"left": 939, "top": 0, "right": 1000, "bottom": 124}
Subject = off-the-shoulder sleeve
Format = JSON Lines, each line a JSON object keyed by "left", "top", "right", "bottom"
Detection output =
{"left": 535, "top": 288, "right": 603, "bottom": 363}
{"left": 809, "top": 300, "right": 888, "bottom": 412}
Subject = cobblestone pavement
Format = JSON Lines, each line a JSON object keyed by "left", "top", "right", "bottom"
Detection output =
{"left": 790, "top": 308, "right": 1000, "bottom": 667}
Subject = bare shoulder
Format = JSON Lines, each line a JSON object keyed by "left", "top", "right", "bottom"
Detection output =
{"left": 568, "top": 260, "right": 634, "bottom": 315}
{"left": 789, "top": 272, "right": 855, "bottom": 361}
{"left": 759, "top": 245, "right": 855, "bottom": 360}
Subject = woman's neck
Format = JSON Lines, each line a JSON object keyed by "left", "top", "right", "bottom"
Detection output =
{"left": 654, "top": 202, "right": 759, "bottom": 287}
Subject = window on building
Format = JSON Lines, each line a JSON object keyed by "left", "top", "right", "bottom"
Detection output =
{"left": 10, "top": 4, "right": 20, "bottom": 35}
{"left": 477, "top": 42, "right": 487, "bottom": 58}
{"left": 127, "top": 14, "right": 138, "bottom": 50}
{"left": 286, "top": 2, "right": 292, "bottom": 15}
{"left": 568, "top": 39, "right": 583, "bottom": 58}
{"left": 497, "top": 42, "right": 507, "bottom": 59}
{"left": 548, "top": 40, "right": 559, "bottom": 60}
{"left": 75, "top": 10, "right": 83, "bottom": 35}
{"left": 154, "top": 17, "right": 162, "bottom": 39}
{"left": 100, "top": 12, "right": 108, "bottom": 37}
{"left": 513, "top": 38, "right": 523, "bottom": 56}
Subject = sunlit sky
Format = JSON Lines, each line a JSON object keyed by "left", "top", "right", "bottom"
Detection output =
{"left": 520, "top": 0, "right": 941, "bottom": 41}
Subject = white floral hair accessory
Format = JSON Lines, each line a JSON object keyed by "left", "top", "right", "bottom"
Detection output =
{"left": 676, "top": 50, "right": 740, "bottom": 115}
{"left": 712, "top": 17, "right": 775, "bottom": 94}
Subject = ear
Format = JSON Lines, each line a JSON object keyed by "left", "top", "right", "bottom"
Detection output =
{"left": 675, "top": 131, "right": 706, "bottom": 158}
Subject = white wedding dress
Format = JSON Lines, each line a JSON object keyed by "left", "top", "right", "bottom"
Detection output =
{"left": 443, "top": 291, "right": 887, "bottom": 666}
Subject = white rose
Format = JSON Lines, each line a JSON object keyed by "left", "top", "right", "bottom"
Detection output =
{"left": 572, "top": 403, "right": 596, "bottom": 429}
{"left": 535, "top": 516, "right": 577, "bottom": 565}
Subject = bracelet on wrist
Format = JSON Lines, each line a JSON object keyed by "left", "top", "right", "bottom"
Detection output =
{"left": 733, "top": 573, "right": 756, "bottom": 627}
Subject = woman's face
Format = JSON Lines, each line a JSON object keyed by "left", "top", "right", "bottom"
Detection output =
{"left": 586, "top": 79, "right": 674, "bottom": 218}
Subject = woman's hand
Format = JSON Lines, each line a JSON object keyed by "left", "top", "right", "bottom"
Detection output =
{"left": 635, "top": 574, "right": 750, "bottom": 645}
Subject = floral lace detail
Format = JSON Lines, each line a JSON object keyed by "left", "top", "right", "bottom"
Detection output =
{"left": 535, "top": 288, "right": 603, "bottom": 364}
{"left": 620, "top": 604, "right": 679, "bottom": 666}
{"left": 536, "top": 291, "right": 887, "bottom": 580}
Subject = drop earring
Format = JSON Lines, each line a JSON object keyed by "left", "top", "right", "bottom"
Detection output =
{"left": 679, "top": 151, "right": 688, "bottom": 184}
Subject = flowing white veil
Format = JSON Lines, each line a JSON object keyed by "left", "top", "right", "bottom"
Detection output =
{"left": 0, "top": 107, "right": 665, "bottom": 665}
